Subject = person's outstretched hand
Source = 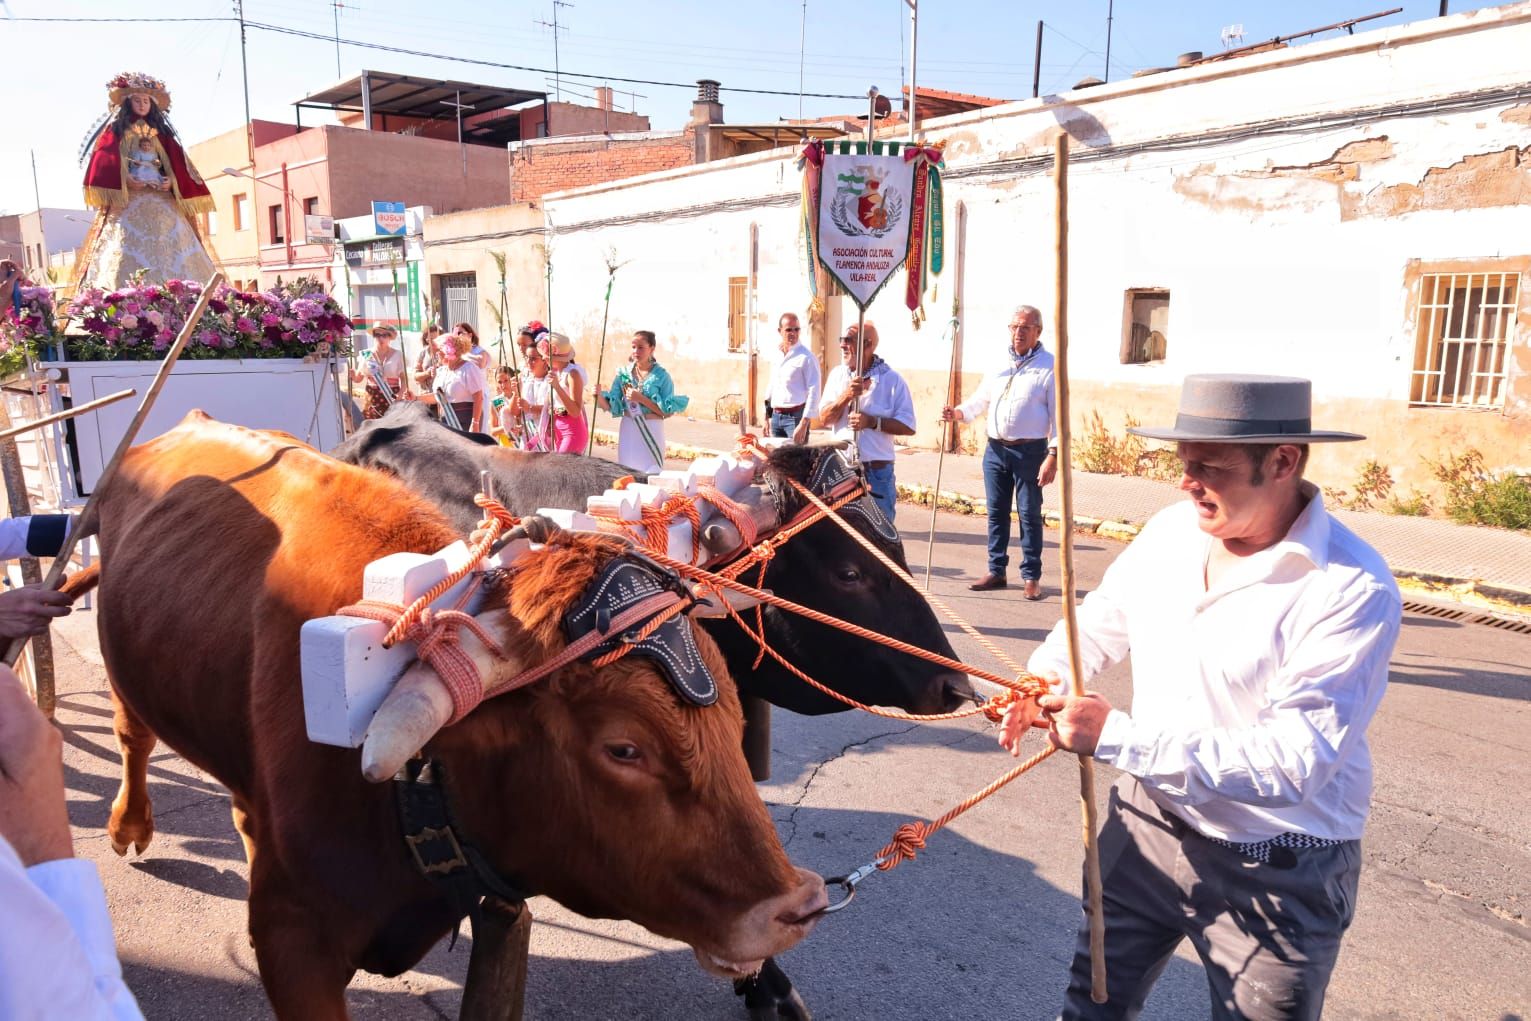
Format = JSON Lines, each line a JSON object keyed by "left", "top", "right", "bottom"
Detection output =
{"left": 0, "top": 665, "right": 74, "bottom": 865}
{"left": 0, "top": 583, "right": 72, "bottom": 639}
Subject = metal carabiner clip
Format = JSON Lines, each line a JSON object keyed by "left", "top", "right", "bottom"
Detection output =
{"left": 816, "top": 860, "right": 881, "bottom": 917}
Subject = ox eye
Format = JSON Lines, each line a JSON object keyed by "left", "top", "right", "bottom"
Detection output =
{"left": 835, "top": 566, "right": 863, "bottom": 584}
{"left": 605, "top": 741, "right": 643, "bottom": 764}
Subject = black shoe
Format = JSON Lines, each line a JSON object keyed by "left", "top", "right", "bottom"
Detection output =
{"left": 969, "top": 573, "right": 1007, "bottom": 592}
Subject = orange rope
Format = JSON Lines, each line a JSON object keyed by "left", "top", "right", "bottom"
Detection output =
{"left": 877, "top": 743, "right": 1058, "bottom": 870}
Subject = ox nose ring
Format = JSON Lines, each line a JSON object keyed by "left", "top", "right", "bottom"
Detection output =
{"left": 814, "top": 860, "right": 882, "bottom": 918}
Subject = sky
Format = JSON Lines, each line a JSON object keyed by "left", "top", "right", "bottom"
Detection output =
{"left": 0, "top": 0, "right": 1509, "bottom": 214}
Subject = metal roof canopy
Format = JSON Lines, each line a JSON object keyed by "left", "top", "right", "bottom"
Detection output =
{"left": 716, "top": 124, "right": 845, "bottom": 146}
{"left": 294, "top": 70, "right": 546, "bottom": 123}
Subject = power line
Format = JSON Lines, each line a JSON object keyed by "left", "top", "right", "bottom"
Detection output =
{"left": 245, "top": 20, "right": 867, "bottom": 98}
{"left": 12, "top": 14, "right": 866, "bottom": 100}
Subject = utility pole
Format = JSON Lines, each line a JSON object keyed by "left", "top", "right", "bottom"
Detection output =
{"left": 440, "top": 91, "right": 475, "bottom": 177}
{"left": 905, "top": 0, "right": 918, "bottom": 139}
{"left": 534, "top": 0, "right": 573, "bottom": 102}
{"left": 797, "top": 0, "right": 807, "bottom": 121}
{"left": 234, "top": 0, "right": 254, "bottom": 165}
{"left": 29, "top": 150, "right": 47, "bottom": 272}
{"left": 1033, "top": 20, "right": 1044, "bottom": 98}
{"left": 1104, "top": 0, "right": 1115, "bottom": 83}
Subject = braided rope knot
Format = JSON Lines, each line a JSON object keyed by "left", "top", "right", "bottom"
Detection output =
{"left": 338, "top": 598, "right": 507, "bottom": 725}
{"left": 878, "top": 821, "right": 933, "bottom": 870}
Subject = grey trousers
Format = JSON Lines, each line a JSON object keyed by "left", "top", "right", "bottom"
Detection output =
{"left": 1061, "top": 777, "right": 1361, "bottom": 1021}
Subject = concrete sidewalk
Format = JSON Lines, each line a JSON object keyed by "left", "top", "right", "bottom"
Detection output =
{"left": 596, "top": 415, "right": 1531, "bottom": 605}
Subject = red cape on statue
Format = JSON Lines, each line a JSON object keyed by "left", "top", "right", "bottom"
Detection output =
{"left": 83, "top": 120, "right": 211, "bottom": 209}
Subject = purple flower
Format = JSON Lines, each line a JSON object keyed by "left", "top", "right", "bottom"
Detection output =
{"left": 236, "top": 316, "right": 256, "bottom": 333}
{"left": 208, "top": 299, "right": 229, "bottom": 315}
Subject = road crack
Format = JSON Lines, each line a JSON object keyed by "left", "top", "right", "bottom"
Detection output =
{"left": 779, "top": 723, "right": 918, "bottom": 850}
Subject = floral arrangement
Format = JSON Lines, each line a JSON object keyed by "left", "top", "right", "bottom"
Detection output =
{"left": 0, "top": 275, "right": 352, "bottom": 376}
{"left": 0, "top": 285, "right": 58, "bottom": 378}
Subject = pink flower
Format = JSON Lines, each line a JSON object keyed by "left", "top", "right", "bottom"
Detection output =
{"left": 236, "top": 316, "right": 256, "bottom": 332}
{"left": 119, "top": 314, "right": 139, "bottom": 330}
{"left": 145, "top": 309, "right": 164, "bottom": 328}
{"left": 122, "top": 302, "right": 142, "bottom": 315}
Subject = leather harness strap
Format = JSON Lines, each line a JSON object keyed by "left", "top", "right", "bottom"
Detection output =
{"left": 393, "top": 757, "right": 531, "bottom": 945}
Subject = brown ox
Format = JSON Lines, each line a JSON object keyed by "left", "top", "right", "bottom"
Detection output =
{"left": 73, "top": 412, "right": 826, "bottom": 1018}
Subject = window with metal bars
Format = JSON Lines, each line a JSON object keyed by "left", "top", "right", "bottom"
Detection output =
{"left": 1410, "top": 271, "right": 1517, "bottom": 408}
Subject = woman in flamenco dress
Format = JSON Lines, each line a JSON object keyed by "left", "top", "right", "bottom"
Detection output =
{"left": 73, "top": 72, "right": 218, "bottom": 289}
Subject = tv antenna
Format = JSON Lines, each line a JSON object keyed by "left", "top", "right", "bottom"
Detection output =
{"left": 535, "top": 0, "right": 574, "bottom": 101}
{"left": 1220, "top": 23, "right": 1245, "bottom": 49}
{"left": 332, "top": 0, "right": 358, "bottom": 78}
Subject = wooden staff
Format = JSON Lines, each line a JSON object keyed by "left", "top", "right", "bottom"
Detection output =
{"left": 3, "top": 271, "right": 226, "bottom": 672}
{"left": 923, "top": 199, "right": 966, "bottom": 589}
{"left": 0, "top": 388, "right": 137, "bottom": 443}
{"left": 1054, "top": 133, "right": 1107, "bottom": 1004}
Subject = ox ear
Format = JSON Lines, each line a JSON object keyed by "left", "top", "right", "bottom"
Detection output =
{"left": 699, "top": 486, "right": 781, "bottom": 557}
{"left": 687, "top": 583, "right": 764, "bottom": 618}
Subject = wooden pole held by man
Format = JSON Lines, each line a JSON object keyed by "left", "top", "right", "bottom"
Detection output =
{"left": 3, "top": 271, "right": 226, "bottom": 673}
{"left": 1054, "top": 133, "right": 1108, "bottom": 1004}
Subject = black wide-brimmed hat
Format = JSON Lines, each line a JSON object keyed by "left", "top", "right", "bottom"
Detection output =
{"left": 1127, "top": 374, "right": 1365, "bottom": 444}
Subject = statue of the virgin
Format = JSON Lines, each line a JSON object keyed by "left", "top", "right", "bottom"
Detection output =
{"left": 72, "top": 72, "right": 219, "bottom": 290}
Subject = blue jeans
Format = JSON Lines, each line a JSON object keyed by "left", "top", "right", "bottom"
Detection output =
{"left": 863, "top": 462, "right": 896, "bottom": 525}
{"left": 982, "top": 437, "right": 1048, "bottom": 581}
{"left": 769, "top": 409, "right": 803, "bottom": 438}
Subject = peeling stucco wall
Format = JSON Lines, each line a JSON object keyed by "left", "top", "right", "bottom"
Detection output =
{"left": 536, "top": 2, "right": 1531, "bottom": 494}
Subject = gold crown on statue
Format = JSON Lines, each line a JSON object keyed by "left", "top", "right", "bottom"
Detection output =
{"left": 106, "top": 72, "right": 171, "bottom": 113}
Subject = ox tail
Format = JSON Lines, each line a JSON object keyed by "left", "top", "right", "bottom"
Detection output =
{"left": 60, "top": 563, "right": 101, "bottom": 602}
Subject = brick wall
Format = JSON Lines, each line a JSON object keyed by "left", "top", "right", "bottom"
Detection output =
{"left": 509, "top": 133, "right": 694, "bottom": 204}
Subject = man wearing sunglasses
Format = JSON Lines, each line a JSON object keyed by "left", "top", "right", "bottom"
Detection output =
{"left": 765, "top": 312, "right": 821, "bottom": 444}
{"left": 816, "top": 321, "right": 914, "bottom": 523}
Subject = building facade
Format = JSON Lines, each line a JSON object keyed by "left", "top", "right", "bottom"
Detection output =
{"left": 539, "top": 3, "right": 1531, "bottom": 492}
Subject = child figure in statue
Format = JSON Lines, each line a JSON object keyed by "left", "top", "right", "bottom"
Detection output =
{"left": 125, "top": 135, "right": 168, "bottom": 191}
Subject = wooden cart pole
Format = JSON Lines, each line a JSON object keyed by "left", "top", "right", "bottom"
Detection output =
{"left": 1054, "top": 133, "right": 1108, "bottom": 1004}
{"left": 0, "top": 388, "right": 137, "bottom": 444}
{"left": 0, "top": 393, "right": 57, "bottom": 715}
{"left": 3, "top": 271, "right": 226, "bottom": 673}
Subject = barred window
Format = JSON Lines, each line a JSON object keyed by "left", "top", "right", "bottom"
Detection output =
{"left": 1410, "top": 271, "right": 1517, "bottom": 409}
{"left": 727, "top": 276, "right": 747, "bottom": 353}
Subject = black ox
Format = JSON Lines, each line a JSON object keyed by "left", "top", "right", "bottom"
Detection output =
{"left": 331, "top": 400, "right": 974, "bottom": 717}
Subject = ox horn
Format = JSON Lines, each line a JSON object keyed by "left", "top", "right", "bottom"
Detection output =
{"left": 688, "top": 582, "right": 766, "bottom": 618}
{"left": 699, "top": 485, "right": 781, "bottom": 557}
{"left": 360, "top": 609, "right": 521, "bottom": 783}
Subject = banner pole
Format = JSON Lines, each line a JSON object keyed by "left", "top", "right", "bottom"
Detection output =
{"left": 585, "top": 262, "right": 618, "bottom": 456}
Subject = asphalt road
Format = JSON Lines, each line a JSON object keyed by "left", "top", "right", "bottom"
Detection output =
{"left": 43, "top": 507, "right": 1531, "bottom": 1020}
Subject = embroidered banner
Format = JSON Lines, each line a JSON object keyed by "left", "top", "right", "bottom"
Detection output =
{"left": 800, "top": 139, "right": 944, "bottom": 318}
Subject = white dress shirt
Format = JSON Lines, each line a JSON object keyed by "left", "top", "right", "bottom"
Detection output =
{"left": 1027, "top": 487, "right": 1401, "bottom": 844}
{"left": 956, "top": 345, "right": 1057, "bottom": 443}
{"left": 0, "top": 837, "right": 144, "bottom": 1020}
{"left": 768, "top": 342, "right": 822, "bottom": 413}
{"left": 817, "top": 359, "right": 916, "bottom": 463}
{"left": 433, "top": 360, "right": 487, "bottom": 403}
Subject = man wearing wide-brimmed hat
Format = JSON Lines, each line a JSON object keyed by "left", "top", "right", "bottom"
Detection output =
{"left": 1002, "top": 375, "right": 1402, "bottom": 1020}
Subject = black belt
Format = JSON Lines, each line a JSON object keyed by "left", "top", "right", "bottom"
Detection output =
{"left": 862, "top": 459, "right": 893, "bottom": 470}
{"left": 990, "top": 436, "right": 1047, "bottom": 448}
{"left": 773, "top": 404, "right": 805, "bottom": 415}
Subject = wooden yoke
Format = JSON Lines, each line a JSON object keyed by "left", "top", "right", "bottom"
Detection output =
{"left": 299, "top": 452, "right": 760, "bottom": 749}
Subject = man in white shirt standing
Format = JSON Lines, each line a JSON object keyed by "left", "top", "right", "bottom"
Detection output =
{"left": 765, "top": 312, "right": 821, "bottom": 443}
{"left": 941, "top": 305, "right": 1057, "bottom": 599}
{"left": 1002, "top": 375, "right": 1401, "bottom": 1021}
{"left": 816, "top": 321, "right": 916, "bottom": 523}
